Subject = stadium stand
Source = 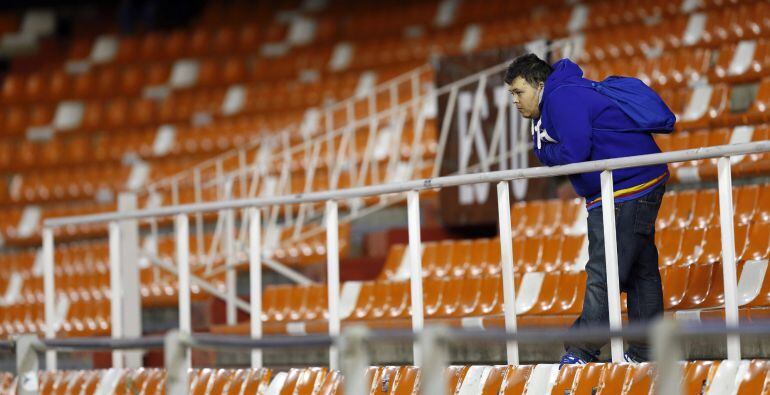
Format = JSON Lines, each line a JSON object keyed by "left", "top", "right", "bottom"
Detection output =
{"left": 1, "top": 0, "right": 770, "bottom": 393}
{"left": 1, "top": 360, "right": 770, "bottom": 393}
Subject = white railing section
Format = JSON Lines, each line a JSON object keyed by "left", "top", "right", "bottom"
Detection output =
{"left": 138, "top": 65, "right": 437, "bottom": 292}
{"left": 133, "top": 56, "right": 529, "bottom": 326}
{"left": 42, "top": 140, "right": 770, "bottom": 370}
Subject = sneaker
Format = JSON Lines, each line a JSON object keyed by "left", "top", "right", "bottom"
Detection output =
{"left": 559, "top": 352, "right": 587, "bottom": 369}
{"left": 623, "top": 352, "right": 645, "bottom": 364}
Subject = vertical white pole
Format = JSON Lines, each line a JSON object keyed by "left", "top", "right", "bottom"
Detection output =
{"left": 717, "top": 157, "right": 741, "bottom": 361}
{"left": 175, "top": 214, "right": 192, "bottom": 370}
{"left": 406, "top": 191, "right": 425, "bottom": 366}
{"left": 108, "top": 221, "right": 124, "bottom": 368}
{"left": 326, "top": 201, "right": 341, "bottom": 370}
{"left": 496, "top": 182, "right": 519, "bottom": 365}
{"left": 249, "top": 208, "right": 263, "bottom": 369}
{"left": 599, "top": 170, "right": 624, "bottom": 363}
{"left": 193, "top": 169, "right": 205, "bottom": 260}
{"left": 225, "top": 209, "right": 237, "bottom": 325}
{"left": 41, "top": 228, "right": 56, "bottom": 371}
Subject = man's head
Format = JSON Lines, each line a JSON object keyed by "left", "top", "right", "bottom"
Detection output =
{"left": 505, "top": 54, "right": 553, "bottom": 119}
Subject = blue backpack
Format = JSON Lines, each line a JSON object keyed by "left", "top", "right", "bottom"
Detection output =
{"left": 588, "top": 76, "right": 676, "bottom": 133}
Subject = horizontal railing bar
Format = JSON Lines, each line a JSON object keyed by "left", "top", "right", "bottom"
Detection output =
{"left": 189, "top": 333, "right": 333, "bottom": 350}
{"left": 44, "top": 141, "right": 770, "bottom": 228}
{"left": 41, "top": 336, "right": 165, "bottom": 351}
{"left": 13, "top": 321, "right": 770, "bottom": 352}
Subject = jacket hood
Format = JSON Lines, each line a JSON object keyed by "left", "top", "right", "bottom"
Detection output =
{"left": 540, "top": 58, "right": 587, "bottom": 111}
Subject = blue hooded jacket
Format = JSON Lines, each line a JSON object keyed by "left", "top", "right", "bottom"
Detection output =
{"left": 533, "top": 59, "right": 669, "bottom": 209}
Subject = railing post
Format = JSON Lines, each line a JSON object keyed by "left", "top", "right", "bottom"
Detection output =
{"left": 118, "top": 193, "right": 143, "bottom": 368}
{"left": 249, "top": 208, "right": 263, "bottom": 369}
{"left": 225, "top": 208, "right": 237, "bottom": 325}
{"left": 175, "top": 214, "right": 192, "bottom": 370}
{"left": 16, "top": 335, "right": 41, "bottom": 395}
{"left": 193, "top": 168, "right": 205, "bottom": 260}
{"left": 340, "top": 325, "right": 369, "bottom": 395}
{"left": 717, "top": 156, "right": 741, "bottom": 360}
{"left": 652, "top": 319, "right": 682, "bottom": 394}
{"left": 108, "top": 221, "right": 124, "bottom": 368}
{"left": 406, "top": 190, "right": 425, "bottom": 366}
{"left": 599, "top": 170, "right": 624, "bottom": 363}
{"left": 419, "top": 325, "right": 449, "bottom": 395}
{"left": 326, "top": 200, "right": 341, "bottom": 370}
{"left": 41, "top": 228, "right": 56, "bottom": 371}
{"left": 164, "top": 330, "right": 190, "bottom": 395}
{"left": 496, "top": 182, "right": 519, "bottom": 364}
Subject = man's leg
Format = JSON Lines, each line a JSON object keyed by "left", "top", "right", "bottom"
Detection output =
{"left": 564, "top": 202, "right": 641, "bottom": 362}
{"left": 625, "top": 187, "right": 666, "bottom": 360}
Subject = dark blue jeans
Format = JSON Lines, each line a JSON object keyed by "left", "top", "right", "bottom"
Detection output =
{"left": 565, "top": 184, "right": 666, "bottom": 362}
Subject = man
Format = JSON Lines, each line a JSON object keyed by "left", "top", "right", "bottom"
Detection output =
{"left": 505, "top": 54, "right": 669, "bottom": 365}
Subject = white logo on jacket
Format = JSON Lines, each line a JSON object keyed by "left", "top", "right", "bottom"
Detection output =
{"left": 532, "top": 117, "right": 558, "bottom": 149}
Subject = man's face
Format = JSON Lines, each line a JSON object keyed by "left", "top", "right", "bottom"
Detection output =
{"left": 508, "top": 76, "right": 543, "bottom": 119}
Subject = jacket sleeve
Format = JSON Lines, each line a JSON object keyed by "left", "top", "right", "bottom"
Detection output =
{"left": 535, "top": 91, "right": 592, "bottom": 166}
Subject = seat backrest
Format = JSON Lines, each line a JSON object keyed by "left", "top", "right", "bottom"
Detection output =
{"left": 499, "top": 365, "right": 534, "bottom": 395}
{"left": 391, "top": 366, "right": 418, "bottom": 395}
{"left": 682, "top": 360, "right": 718, "bottom": 395}
{"left": 571, "top": 363, "right": 606, "bottom": 394}
{"left": 550, "top": 364, "right": 582, "bottom": 394}
{"left": 446, "top": 365, "right": 469, "bottom": 393}
{"left": 523, "top": 364, "right": 558, "bottom": 394}
{"left": 456, "top": 365, "right": 488, "bottom": 395}
{"left": 735, "top": 359, "right": 769, "bottom": 394}
{"left": 704, "top": 360, "right": 742, "bottom": 395}
{"left": 596, "top": 363, "right": 631, "bottom": 395}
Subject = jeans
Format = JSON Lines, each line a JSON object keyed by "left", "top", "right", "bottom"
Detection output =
{"left": 565, "top": 184, "right": 666, "bottom": 361}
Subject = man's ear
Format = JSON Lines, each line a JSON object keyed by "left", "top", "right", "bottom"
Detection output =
{"left": 538, "top": 81, "right": 545, "bottom": 90}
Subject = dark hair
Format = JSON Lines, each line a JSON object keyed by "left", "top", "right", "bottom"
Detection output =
{"left": 504, "top": 54, "right": 553, "bottom": 86}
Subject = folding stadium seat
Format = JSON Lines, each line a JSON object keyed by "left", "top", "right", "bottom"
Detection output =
{"left": 236, "top": 368, "right": 272, "bottom": 394}
{"left": 691, "top": 189, "right": 718, "bottom": 229}
{"left": 315, "top": 370, "right": 342, "bottom": 395}
{"left": 736, "top": 185, "right": 760, "bottom": 225}
{"left": 518, "top": 271, "right": 559, "bottom": 316}
{"left": 680, "top": 360, "right": 718, "bottom": 395}
{"left": 662, "top": 263, "right": 690, "bottom": 308}
{"left": 530, "top": 199, "right": 561, "bottom": 236}
{"left": 733, "top": 126, "right": 770, "bottom": 177}
{"left": 551, "top": 363, "right": 583, "bottom": 393}
{"left": 163, "top": 30, "right": 190, "bottom": 60}
{"left": 530, "top": 233, "right": 561, "bottom": 273}
{"left": 671, "top": 189, "right": 698, "bottom": 229}
{"left": 379, "top": 244, "right": 408, "bottom": 279}
{"left": 691, "top": 128, "right": 731, "bottom": 180}
{"left": 677, "top": 84, "right": 729, "bottom": 131}
{"left": 497, "top": 365, "right": 533, "bottom": 394}
{"left": 443, "top": 365, "right": 472, "bottom": 393}
{"left": 1, "top": 73, "right": 26, "bottom": 104}
{"left": 731, "top": 360, "right": 770, "bottom": 394}
{"left": 714, "top": 40, "right": 769, "bottom": 83}
{"left": 677, "top": 262, "right": 716, "bottom": 311}
{"left": 238, "top": 24, "right": 263, "bottom": 55}
{"left": 756, "top": 184, "right": 770, "bottom": 224}
{"left": 369, "top": 366, "right": 403, "bottom": 394}
{"left": 141, "top": 369, "right": 165, "bottom": 394}
{"left": 549, "top": 234, "right": 583, "bottom": 271}
{"left": 145, "top": 62, "right": 171, "bottom": 89}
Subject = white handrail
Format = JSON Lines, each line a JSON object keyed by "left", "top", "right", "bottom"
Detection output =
{"left": 43, "top": 141, "right": 770, "bottom": 227}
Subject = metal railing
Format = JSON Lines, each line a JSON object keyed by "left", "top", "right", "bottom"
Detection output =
{"left": 39, "top": 139, "right": 770, "bottom": 374}
{"left": 5, "top": 320, "right": 770, "bottom": 394}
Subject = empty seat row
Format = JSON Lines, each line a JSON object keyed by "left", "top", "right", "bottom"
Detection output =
{"left": 657, "top": 127, "right": 770, "bottom": 181}
{"left": 215, "top": 257, "right": 770, "bottom": 336}
{"left": 2, "top": 359, "right": 769, "bottom": 395}
{"left": 579, "top": 2, "right": 770, "bottom": 64}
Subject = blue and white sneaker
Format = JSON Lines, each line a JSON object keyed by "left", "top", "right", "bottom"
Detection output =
{"left": 623, "top": 352, "right": 644, "bottom": 364}
{"left": 559, "top": 352, "right": 587, "bottom": 369}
